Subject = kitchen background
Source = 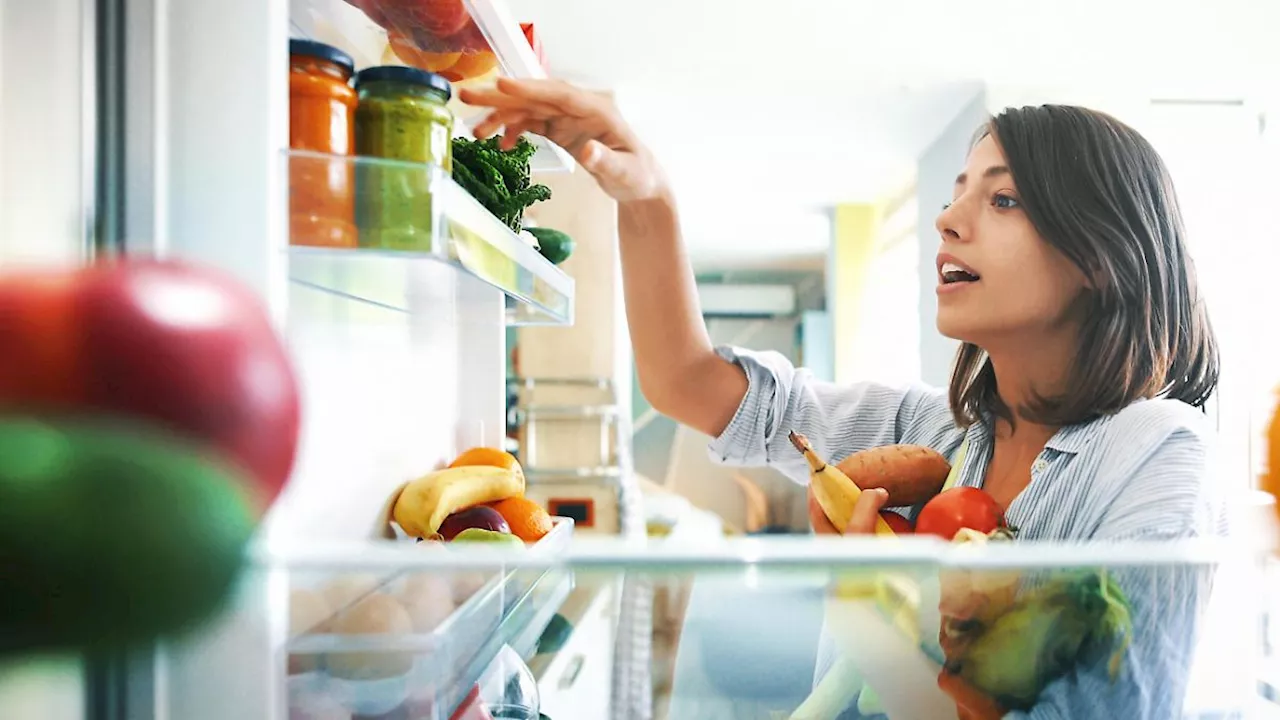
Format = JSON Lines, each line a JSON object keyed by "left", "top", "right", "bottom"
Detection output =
{"left": 1, "top": 0, "right": 1278, "bottom": 717}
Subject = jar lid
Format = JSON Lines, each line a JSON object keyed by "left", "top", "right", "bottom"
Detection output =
{"left": 353, "top": 65, "right": 453, "bottom": 101}
{"left": 288, "top": 38, "right": 355, "bottom": 75}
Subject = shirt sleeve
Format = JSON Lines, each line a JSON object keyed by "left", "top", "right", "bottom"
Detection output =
{"left": 706, "top": 345, "right": 954, "bottom": 485}
{"left": 1003, "top": 427, "right": 1222, "bottom": 720}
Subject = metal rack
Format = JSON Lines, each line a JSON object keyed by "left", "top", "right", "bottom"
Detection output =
{"left": 508, "top": 377, "right": 626, "bottom": 535}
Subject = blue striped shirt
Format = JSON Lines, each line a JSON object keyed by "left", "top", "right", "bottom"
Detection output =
{"left": 706, "top": 345, "right": 1229, "bottom": 719}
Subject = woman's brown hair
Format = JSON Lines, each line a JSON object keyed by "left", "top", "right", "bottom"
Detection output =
{"left": 949, "top": 105, "right": 1219, "bottom": 428}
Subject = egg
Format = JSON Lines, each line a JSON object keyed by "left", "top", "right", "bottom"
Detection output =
{"left": 290, "top": 588, "right": 334, "bottom": 638}
{"left": 398, "top": 573, "right": 457, "bottom": 634}
{"left": 325, "top": 592, "right": 414, "bottom": 681}
{"left": 288, "top": 588, "right": 334, "bottom": 675}
{"left": 320, "top": 574, "right": 381, "bottom": 613}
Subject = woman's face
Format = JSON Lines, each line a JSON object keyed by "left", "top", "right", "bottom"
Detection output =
{"left": 934, "top": 135, "right": 1089, "bottom": 347}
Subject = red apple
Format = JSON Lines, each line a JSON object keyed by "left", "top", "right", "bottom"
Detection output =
{"left": 0, "top": 259, "right": 301, "bottom": 509}
{"left": 438, "top": 506, "right": 510, "bottom": 540}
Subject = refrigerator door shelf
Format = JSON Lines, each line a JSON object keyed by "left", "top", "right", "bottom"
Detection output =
{"left": 289, "top": 0, "right": 575, "bottom": 173}
{"left": 287, "top": 149, "right": 575, "bottom": 326}
{"left": 285, "top": 518, "right": 575, "bottom": 720}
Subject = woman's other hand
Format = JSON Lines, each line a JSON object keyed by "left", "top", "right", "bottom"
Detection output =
{"left": 808, "top": 485, "right": 889, "bottom": 534}
{"left": 458, "top": 77, "right": 667, "bottom": 203}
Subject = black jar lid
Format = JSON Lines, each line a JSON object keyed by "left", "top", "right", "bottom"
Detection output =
{"left": 353, "top": 65, "right": 453, "bottom": 101}
{"left": 288, "top": 38, "right": 355, "bottom": 75}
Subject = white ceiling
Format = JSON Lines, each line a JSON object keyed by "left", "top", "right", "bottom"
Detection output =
{"left": 517, "top": 0, "right": 1280, "bottom": 266}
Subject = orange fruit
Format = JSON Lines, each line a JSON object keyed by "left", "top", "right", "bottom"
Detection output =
{"left": 486, "top": 496, "right": 553, "bottom": 543}
{"left": 1265, "top": 391, "right": 1280, "bottom": 536}
{"left": 450, "top": 446, "right": 520, "bottom": 471}
{"left": 439, "top": 50, "right": 497, "bottom": 82}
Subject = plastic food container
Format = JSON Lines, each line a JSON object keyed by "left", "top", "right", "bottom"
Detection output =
{"left": 352, "top": 65, "right": 454, "bottom": 251}
{"left": 288, "top": 38, "right": 358, "bottom": 248}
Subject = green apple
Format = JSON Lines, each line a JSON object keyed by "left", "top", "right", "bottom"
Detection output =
{"left": 451, "top": 528, "right": 524, "bottom": 548}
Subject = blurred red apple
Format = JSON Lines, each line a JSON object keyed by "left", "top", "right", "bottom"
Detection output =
{"left": 439, "top": 506, "right": 509, "bottom": 540}
{"left": 0, "top": 259, "right": 301, "bottom": 509}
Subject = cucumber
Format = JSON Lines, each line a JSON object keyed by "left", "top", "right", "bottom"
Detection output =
{"left": 536, "top": 613, "right": 573, "bottom": 655}
{"left": 0, "top": 417, "right": 256, "bottom": 655}
{"left": 526, "top": 227, "right": 575, "bottom": 265}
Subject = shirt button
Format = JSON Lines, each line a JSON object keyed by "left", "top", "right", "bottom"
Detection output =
{"left": 1033, "top": 459, "right": 1049, "bottom": 474}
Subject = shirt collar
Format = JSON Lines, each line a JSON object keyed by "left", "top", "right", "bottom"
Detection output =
{"left": 973, "top": 411, "right": 1107, "bottom": 455}
{"left": 1044, "top": 415, "right": 1109, "bottom": 454}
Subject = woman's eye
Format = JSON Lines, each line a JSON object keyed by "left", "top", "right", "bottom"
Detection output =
{"left": 993, "top": 194, "right": 1020, "bottom": 209}
{"left": 942, "top": 202, "right": 953, "bottom": 211}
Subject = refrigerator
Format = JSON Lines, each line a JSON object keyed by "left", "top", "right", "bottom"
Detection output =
{"left": 0, "top": 0, "right": 652, "bottom": 718}
{"left": 3, "top": 3, "right": 1277, "bottom": 720}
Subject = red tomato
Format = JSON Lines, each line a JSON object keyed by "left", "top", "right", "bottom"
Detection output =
{"left": 915, "top": 487, "right": 1003, "bottom": 540}
{"left": 0, "top": 259, "right": 301, "bottom": 510}
{"left": 880, "top": 511, "right": 914, "bottom": 534}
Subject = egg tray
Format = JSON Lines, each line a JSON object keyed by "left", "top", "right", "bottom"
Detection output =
{"left": 286, "top": 517, "right": 575, "bottom": 718}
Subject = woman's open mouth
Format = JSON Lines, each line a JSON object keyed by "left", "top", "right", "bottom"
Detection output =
{"left": 939, "top": 262, "right": 981, "bottom": 286}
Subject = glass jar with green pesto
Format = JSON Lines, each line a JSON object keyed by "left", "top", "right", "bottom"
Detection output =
{"left": 352, "top": 65, "right": 454, "bottom": 251}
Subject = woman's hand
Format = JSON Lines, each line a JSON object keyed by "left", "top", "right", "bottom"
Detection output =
{"left": 808, "top": 485, "right": 890, "bottom": 534}
{"left": 458, "top": 77, "right": 668, "bottom": 203}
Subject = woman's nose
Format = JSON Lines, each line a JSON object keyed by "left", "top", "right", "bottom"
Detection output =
{"left": 935, "top": 200, "right": 966, "bottom": 243}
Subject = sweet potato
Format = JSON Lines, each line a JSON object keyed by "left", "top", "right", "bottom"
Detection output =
{"left": 834, "top": 444, "right": 950, "bottom": 506}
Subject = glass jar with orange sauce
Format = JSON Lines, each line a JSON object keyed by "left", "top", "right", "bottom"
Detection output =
{"left": 288, "top": 38, "right": 358, "bottom": 248}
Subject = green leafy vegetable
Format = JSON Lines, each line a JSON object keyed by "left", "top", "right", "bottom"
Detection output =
{"left": 945, "top": 569, "right": 1133, "bottom": 711}
{"left": 451, "top": 136, "right": 551, "bottom": 231}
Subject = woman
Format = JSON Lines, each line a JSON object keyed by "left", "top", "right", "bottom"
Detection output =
{"left": 461, "top": 78, "right": 1225, "bottom": 718}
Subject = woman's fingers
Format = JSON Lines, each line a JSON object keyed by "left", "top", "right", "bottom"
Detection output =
{"left": 844, "top": 488, "right": 890, "bottom": 534}
{"left": 492, "top": 76, "right": 604, "bottom": 118}
{"left": 457, "top": 85, "right": 549, "bottom": 113}
{"left": 472, "top": 109, "right": 529, "bottom": 140}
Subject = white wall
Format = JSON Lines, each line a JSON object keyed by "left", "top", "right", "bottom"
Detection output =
{"left": 915, "top": 89, "right": 987, "bottom": 386}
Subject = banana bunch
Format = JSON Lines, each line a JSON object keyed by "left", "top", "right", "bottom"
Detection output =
{"left": 392, "top": 463, "right": 525, "bottom": 538}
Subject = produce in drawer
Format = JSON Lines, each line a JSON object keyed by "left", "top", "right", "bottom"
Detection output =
{"left": 452, "top": 136, "right": 552, "bottom": 232}
{"left": 439, "top": 505, "right": 512, "bottom": 539}
{"left": 485, "top": 496, "right": 553, "bottom": 542}
{"left": 0, "top": 260, "right": 301, "bottom": 508}
{"left": 392, "top": 447, "right": 526, "bottom": 538}
{"left": 386, "top": 0, "right": 471, "bottom": 37}
{"left": 386, "top": 28, "right": 499, "bottom": 82}
{"left": 452, "top": 527, "right": 525, "bottom": 547}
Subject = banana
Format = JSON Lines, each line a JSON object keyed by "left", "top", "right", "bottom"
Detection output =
{"left": 789, "top": 431, "right": 896, "bottom": 536}
{"left": 392, "top": 465, "right": 525, "bottom": 538}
